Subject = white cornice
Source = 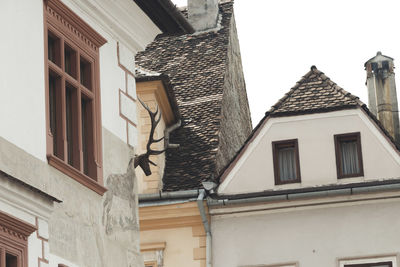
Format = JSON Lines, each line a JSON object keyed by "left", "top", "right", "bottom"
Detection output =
{"left": 65, "top": 0, "right": 161, "bottom": 53}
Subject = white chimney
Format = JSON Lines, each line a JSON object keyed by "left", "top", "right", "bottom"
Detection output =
{"left": 188, "top": 0, "right": 219, "bottom": 32}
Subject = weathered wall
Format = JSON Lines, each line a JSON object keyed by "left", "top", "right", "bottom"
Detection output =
{"left": 219, "top": 109, "right": 400, "bottom": 195}
{"left": 0, "top": 129, "right": 143, "bottom": 267}
{"left": 216, "top": 13, "right": 252, "bottom": 177}
{"left": 0, "top": 0, "right": 162, "bottom": 266}
{"left": 0, "top": 171, "right": 54, "bottom": 267}
{"left": 211, "top": 196, "right": 400, "bottom": 267}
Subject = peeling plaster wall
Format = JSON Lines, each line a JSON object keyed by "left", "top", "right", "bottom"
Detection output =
{"left": 216, "top": 13, "right": 252, "bottom": 177}
{"left": 0, "top": 129, "right": 143, "bottom": 267}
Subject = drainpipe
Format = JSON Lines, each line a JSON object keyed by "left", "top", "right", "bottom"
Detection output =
{"left": 164, "top": 120, "right": 181, "bottom": 149}
{"left": 197, "top": 189, "right": 212, "bottom": 267}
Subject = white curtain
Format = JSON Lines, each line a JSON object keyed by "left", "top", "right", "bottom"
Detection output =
{"left": 340, "top": 140, "right": 359, "bottom": 175}
{"left": 279, "top": 147, "right": 296, "bottom": 181}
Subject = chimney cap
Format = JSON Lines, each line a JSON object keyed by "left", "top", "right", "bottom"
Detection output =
{"left": 364, "top": 51, "right": 394, "bottom": 67}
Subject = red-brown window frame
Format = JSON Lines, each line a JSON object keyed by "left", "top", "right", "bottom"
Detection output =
{"left": 334, "top": 132, "right": 364, "bottom": 179}
{"left": 43, "top": 0, "right": 107, "bottom": 195}
{"left": 272, "top": 139, "right": 301, "bottom": 185}
{"left": 344, "top": 262, "right": 393, "bottom": 267}
{"left": 0, "top": 211, "right": 37, "bottom": 267}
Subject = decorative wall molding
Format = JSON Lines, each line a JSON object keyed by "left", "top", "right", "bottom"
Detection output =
{"left": 0, "top": 211, "right": 36, "bottom": 241}
{"left": 46, "top": 0, "right": 107, "bottom": 53}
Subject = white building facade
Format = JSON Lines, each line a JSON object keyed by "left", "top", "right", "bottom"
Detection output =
{"left": 0, "top": 0, "right": 191, "bottom": 266}
{"left": 211, "top": 62, "right": 400, "bottom": 267}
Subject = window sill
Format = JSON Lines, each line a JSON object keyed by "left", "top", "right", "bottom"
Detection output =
{"left": 338, "top": 173, "right": 364, "bottom": 179}
{"left": 275, "top": 179, "right": 301, "bottom": 185}
{"left": 48, "top": 155, "right": 107, "bottom": 195}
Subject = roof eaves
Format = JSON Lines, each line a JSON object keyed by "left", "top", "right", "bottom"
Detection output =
{"left": 133, "top": 0, "right": 194, "bottom": 34}
{"left": 135, "top": 73, "right": 181, "bottom": 122}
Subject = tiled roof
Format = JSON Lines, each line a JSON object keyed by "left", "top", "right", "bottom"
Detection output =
{"left": 268, "top": 66, "right": 362, "bottom": 116}
{"left": 135, "top": 2, "right": 234, "bottom": 191}
{"left": 218, "top": 67, "right": 400, "bottom": 183}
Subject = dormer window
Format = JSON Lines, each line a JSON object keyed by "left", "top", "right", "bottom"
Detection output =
{"left": 272, "top": 139, "right": 301, "bottom": 185}
{"left": 334, "top": 132, "right": 364, "bottom": 178}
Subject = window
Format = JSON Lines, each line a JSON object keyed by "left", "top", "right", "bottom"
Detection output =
{"left": 272, "top": 139, "right": 301, "bottom": 185}
{"left": 44, "top": 0, "right": 106, "bottom": 194}
{"left": 0, "top": 211, "right": 37, "bottom": 267}
{"left": 344, "top": 263, "right": 392, "bottom": 267}
{"left": 334, "top": 132, "right": 364, "bottom": 179}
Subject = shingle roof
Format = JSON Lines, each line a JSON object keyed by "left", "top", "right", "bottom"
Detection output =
{"left": 135, "top": 2, "right": 234, "bottom": 191}
{"left": 268, "top": 66, "right": 362, "bottom": 116}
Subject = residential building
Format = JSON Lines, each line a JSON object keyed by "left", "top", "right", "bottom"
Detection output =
{"left": 0, "top": 0, "right": 193, "bottom": 266}
{"left": 211, "top": 53, "right": 400, "bottom": 267}
{"left": 136, "top": 0, "right": 252, "bottom": 266}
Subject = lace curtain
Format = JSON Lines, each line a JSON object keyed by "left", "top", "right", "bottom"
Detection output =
{"left": 278, "top": 147, "right": 297, "bottom": 181}
{"left": 340, "top": 140, "right": 359, "bottom": 175}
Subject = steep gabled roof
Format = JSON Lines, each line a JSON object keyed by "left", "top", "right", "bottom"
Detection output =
{"left": 135, "top": 2, "right": 235, "bottom": 191}
{"left": 268, "top": 66, "right": 361, "bottom": 116}
{"left": 218, "top": 66, "right": 400, "bottom": 184}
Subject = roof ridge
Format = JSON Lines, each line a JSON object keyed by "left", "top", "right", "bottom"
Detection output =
{"left": 267, "top": 66, "right": 362, "bottom": 116}
{"left": 267, "top": 66, "right": 316, "bottom": 114}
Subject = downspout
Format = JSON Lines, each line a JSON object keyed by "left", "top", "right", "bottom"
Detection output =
{"left": 164, "top": 120, "right": 181, "bottom": 149}
{"left": 197, "top": 189, "right": 212, "bottom": 267}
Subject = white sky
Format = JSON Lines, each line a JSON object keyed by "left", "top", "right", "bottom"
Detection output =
{"left": 172, "top": 0, "right": 400, "bottom": 126}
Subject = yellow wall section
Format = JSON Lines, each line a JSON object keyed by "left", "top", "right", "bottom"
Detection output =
{"left": 136, "top": 80, "right": 176, "bottom": 193}
{"left": 140, "top": 202, "right": 208, "bottom": 267}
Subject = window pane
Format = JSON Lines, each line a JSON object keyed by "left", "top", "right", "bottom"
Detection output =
{"left": 66, "top": 83, "right": 80, "bottom": 169}
{"left": 64, "top": 44, "right": 77, "bottom": 78}
{"left": 80, "top": 57, "right": 92, "bottom": 90}
{"left": 340, "top": 140, "right": 359, "bottom": 175}
{"left": 49, "top": 72, "right": 64, "bottom": 160}
{"left": 6, "top": 253, "right": 17, "bottom": 267}
{"left": 278, "top": 146, "right": 297, "bottom": 181}
{"left": 81, "top": 96, "right": 95, "bottom": 178}
{"left": 48, "top": 31, "right": 61, "bottom": 66}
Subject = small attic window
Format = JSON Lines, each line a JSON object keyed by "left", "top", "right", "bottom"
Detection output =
{"left": 272, "top": 139, "right": 301, "bottom": 185}
{"left": 334, "top": 132, "right": 364, "bottom": 179}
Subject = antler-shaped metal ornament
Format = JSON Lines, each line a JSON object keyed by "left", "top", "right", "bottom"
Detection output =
{"left": 134, "top": 98, "right": 166, "bottom": 176}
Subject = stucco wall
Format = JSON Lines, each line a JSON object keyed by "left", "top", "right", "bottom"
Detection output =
{"left": 211, "top": 197, "right": 400, "bottom": 267}
{"left": 216, "top": 13, "right": 252, "bottom": 177}
{"left": 0, "top": 128, "right": 143, "bottom": 267}
{"left": 219, "top": 109, "right": 400, "bottom": 195}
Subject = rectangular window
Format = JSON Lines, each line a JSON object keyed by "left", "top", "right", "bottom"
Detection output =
{"left": 44, "top": 0, "right": 106, "bottom": 195}
{"left": 334, "top": 132, "right": 364, "bottom": 179}
{"left": 344, "top": 262, "right": 392, "bottom": 267}
{"left": 272, "top": 139, "right": 301, "bottom": 185}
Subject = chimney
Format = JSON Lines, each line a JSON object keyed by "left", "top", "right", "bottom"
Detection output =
{"left": 188, "top": 0, "right": 219, "bottom": 32}
{"left": 365, "top": 52, "right": 400, "bottom": 142}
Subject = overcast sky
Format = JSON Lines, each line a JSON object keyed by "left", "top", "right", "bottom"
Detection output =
{"left": 172, "top": 0, "right": 400, "bottom": 126}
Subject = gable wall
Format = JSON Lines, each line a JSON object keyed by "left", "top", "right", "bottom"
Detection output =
{"left": 219, "top": 109, "right": 400, "bottom": 195}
